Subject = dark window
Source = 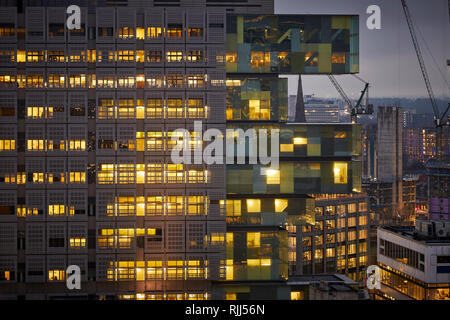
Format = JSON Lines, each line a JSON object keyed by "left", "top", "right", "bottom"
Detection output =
{"left": 437, "top": 256, "right": 450, "bottom": 264}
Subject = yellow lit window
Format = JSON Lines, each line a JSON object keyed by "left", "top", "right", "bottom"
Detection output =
{"left": 249, "top": 99, "right": 270, "bottom": 120}
{"left": 165, "top": 163, "right": 184, "bottom": 184}
{"left": 247, "top": 232, "right": 260, "bottom": 248}
{"left": 265, "top": 169, "right": 280, "bottom": 184}
{"left": 117, "top": 164, "right": 135, "bottom": 184}
{"left": 69, "top": 172, "right": 86, "bottom": 183}
{"left": 70, "top": 237, "right": 86, "bottom": 248}
{"left": 146, "top": 98, "right": 163, "bottom": 119}
{"left": 246, "top": 199, "right": 261, "bottom": 213}
{"left": 136, "top": 197, "right": 145, "bottom": 216}
{"left": 187, "top": 196, "right": 204, "bottom": 216}
{"left": 333, "top": 162, "right": 348, "bottom": 184}
{"left": 291, "top": 291, "right": 304, "bottom": 300}
{"left": 147, "top": 260, "right": 163, "bottom": 279}
{"left": 48, "top": 270, "right": 65, "bottom": 281}
{"left": 27, "top": 139, "right": 45, "bottom": 151}
{"left": 166, "top": 50, "right": 183, "bottom": 63}
{"left": 146, "top": 164, "right": 163, "bottom": 184}
{"left": 69, "top": 139, "right": 86, "bottom": 151}
{"left": 49, "top": 204, "right": 65, "bottom": 216}
{"left": 293, "top": 137, "right": 307, "bottom": 145}
{"left": 136, "top": 164, "right": 145, "bottom": 184}
{"left": 118, "top": 27, "right": 135, "bottom": 39}
{"left": 147, "top": 27, "right": 162, "bottom": 39}
{"left": 17, "top": 50, "right": 26, "bottom": 62}
{"left": 27, "top": 106, "right": 45, "bottom": 119}
{"left": 136, "top": 27, "right": 145, "bottom": 40}
{"left": 166, "top": 196, "right": 184, "bottom": 215}
{"left": 97, "top": 98, "right": 115, "bottom": 120}
{"left": 146, "top": 196, "right": 163, "bottom": 215}
{"left": 117, "top": 196, "right": 135, "bottom": 216}
{"left": 274, "top": 199, "right": 288, "bottom": 212}
{"left": 0, "top": 139, "right": 15, "bottom": 151}
{"left": 98, "top": 164, "right": 115, "bottom": 184}
{"left": 280, "top": 144, "right": 293, "bottom": 152}
{"left": 146, "top": 131, "right": 164, "bottom": 152}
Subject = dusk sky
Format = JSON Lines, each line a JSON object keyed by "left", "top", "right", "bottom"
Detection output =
{"left": 275, "top": 0, "right": 450, "bottom": 101}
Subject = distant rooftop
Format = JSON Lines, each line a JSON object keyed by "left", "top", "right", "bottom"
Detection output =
{"left": 381, "top": 225, "right": 450, "bottom": 245}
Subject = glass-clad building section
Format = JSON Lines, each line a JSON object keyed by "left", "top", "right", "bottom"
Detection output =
{"left": 226, "top": 76, "right": 288, "bottom": 121}
{"left": 226, "top": 15, "right": 359, "bottom": 74}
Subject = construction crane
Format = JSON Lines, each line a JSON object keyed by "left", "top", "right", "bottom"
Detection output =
{"left": 328, "top": 74, "right": 373, "bottom": 123}
{"left": 400, "top": 0, "right": 450, "bottom": 157}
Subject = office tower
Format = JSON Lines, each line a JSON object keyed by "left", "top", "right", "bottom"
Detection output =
{"left": 304, "top": 99, "right": 340, "bottom": 123}
{"left": 217, "top": 13, "right": 362, "bottom": 299}
{"left": 293, "top": 193, "right": 369, "bottom": 282}
{"left": 0, "top": 4, "right": 227, "bottom": 300}
{"left": 375, "top": 106, "right": 403, "bottom": 217}
{"left": 0, "top": 1, "right": 365, "bottom": 300}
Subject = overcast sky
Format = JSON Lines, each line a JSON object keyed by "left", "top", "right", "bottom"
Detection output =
{"left": 275, "top": 0, "right": 450, "bottom": 100}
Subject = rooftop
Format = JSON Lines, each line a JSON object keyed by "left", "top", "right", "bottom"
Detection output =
{"left": 381, "top": 225, "right": 450, "bottom": 245}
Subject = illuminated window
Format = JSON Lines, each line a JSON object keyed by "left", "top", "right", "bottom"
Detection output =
{"left": 166, "top": 50, "right": 183, "bottom": 63}
{"left": 118, "top": 75, "right": 135, "bottom": 88}
{"left": 147, "top": 260, "right": 163, "bottom": 280}
{"left": 187, "top": 196, "right": 204, "bottom": 216}
{"left": 293, "top": 137, "right": 307, "bottom": 145}
{"left": 305, "top": 52, "right": 318, "bottom": 67}
{"left": 27, "top": 139, "right": 45, "bottom": 151}
{"left": 280, "top": 144, "right": 293, "bottom": 152}
{"left": 136, "top": 27, "right": 145, "bottom": 40}
{"left": 167, "top": 24, "right": 182, "bottom": 38}
{"left": 146, "top": 164, "right": 163, "bottom": 184}
{"left": 166, "top": 196, "right": 184, "bottom": 216}
{"left": 0, "top": 74, "right": 16, "bottom": 88}
{"left": 0, "top": 139, "right": 15, "bottom": 151}
{"left": 146, "top": 196, "right": 163, "bottom": 216}
{"left": 48, "top": 270, "right": 65, "bottom": 281}
{"left": 117, "top": 196, "right": 135, "bottom": 216}
{"left": 70, "top": 237, "right": 86, "bottom": 248}
{"left": 97, "top": 98, "right": 115, "bottom": 120}
{"left": 147, "top": 27, "right": 162, "bottom": 39}
{"left": 69, "top": 50, "right": 86, "bottom": 63}
{"left": 118, "top": 27, "right": 134, "bottom": 39}
{"left": 333, "top": 162, "right": 348, "bottom": 184}
{"left": 143, "top": 99, "right": 162, "bottom": 120}
{"left": 187, "top": 98, "right": 206, "bottom": 119}
{"left": 0, "top": 50, "right": 15, "bottom": 63}
{"left": 49, "top": 204, "right": 65, "bottom": 216}
{"left": 167, "top": 74, "right": 183, "bottom": 88}
{"left": 146, "top": 131, "right": 164, "bottom": 152}
{"left": 117, "top": 228, "right": 134, "bottom": 248}
{"left": 26, "top": 50, "right": 44, "bottom": 63}
{"left": 248, "top": 99, "right": 270, "bottom": 120}
{"left": 26, "top": 74, "right": 44, "bottom": 88}
{"left": 226, "top": 200, "right": 241, "bottom": 219}
{"left": 117, "top": 164, "right": 135, "bottom": 184}
{"left": 291, "top": 291, "right": 304, "bottom": 300}
{"left": 187, "top": 50, "right": 203, "bottom": 62}
{"left": 265, "top": 169, "right": 280, "bottom": 184}
{"left": 167, "top": 98, "right": 184, "bottom": 119}
{"left": 247, "top": 232, "right": 260, "bottom": 248}
{"left": 117, "top": 98, "right": 135, "bottom": 120}
{"left": 332, "top": 52, "right": 346, "bottom": 64}
{"left": 69, "top": 172, "right": 85, "bottom": 184}
{"left": 118, "top": 50, "right": 135, "bottom": 62}
{"left": 274, "top": 199, "right": 288, "bottom": 212}
{"left": 48, "top": 139, "right": 65, "bottom": 151}
{"left": 69, "top": 139, "right": 86, "bottom": 151}
{"left": 226, "top": 52, "right": 237, "bottom": 63}
{"left": 246, "top": 199, "right": 261, "bottom": 213}
{"left": 166, "top": 130, "right": 183, "bottom": 151}
{"left": 166, "top": 260, "right": 184, "bottom": 279}
{"left": 188, "top": 28, "right": 203, "bottom": 38}
{"left": 98, "top": 164, "right": 115, "bottom": 184}
{"left": 0, "top": 23, "right": 15, "bottom": 37}
{"left": 188, "top": 74, "right": 204, "bottom": 88}
{"left": 165, "top": 164, "right": 184, "bottom": 184}
{"left": 98, "top": 229, "right": 115, "bottom": 249}
{"left": 69, "top": 74, "right": 86, "bottom": 88}
{"left": 250, "top": 51, "right": 270, "bottom": 68}
{"left": 97, "top": 49, "right": 114, "bottom": 63}
{"left": 187, "top": 169, "right": 206, "bottom": 184}
{"left": 48, "top": 50, "right": 65, "bottom": 63}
